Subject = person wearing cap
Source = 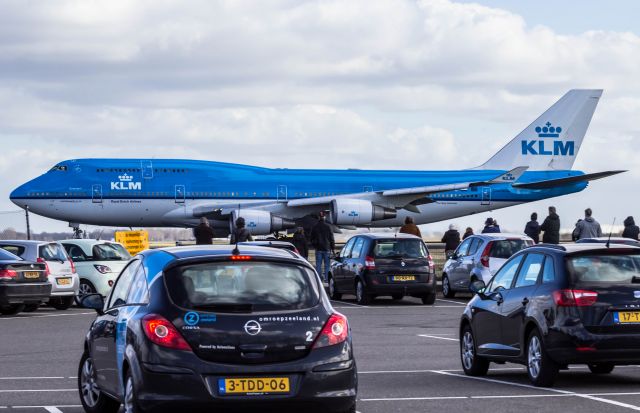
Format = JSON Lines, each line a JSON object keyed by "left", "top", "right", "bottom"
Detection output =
{"left": 310, "top": 212, "right": 335, "bottom": 282}
{"left": 441, "top": 223, "right": 461, "bottom": 256}
{"left": 399, "top": 216, "right": 422, "bottom": 238}
{"left": 194, "top": 217, "right": 215, "bottom": 245}
{"left": 230, "top": 216, "right": 254, "bottom": 244}
{"left": 481, "top": 217, "right": 500, "bottom": 234}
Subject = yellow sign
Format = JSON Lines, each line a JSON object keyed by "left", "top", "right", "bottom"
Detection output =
{"left": 115, "top": 230, "right": 149, "bottom": 255}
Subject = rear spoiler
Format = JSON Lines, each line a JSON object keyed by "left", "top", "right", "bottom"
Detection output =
{"left": 512, "top": 170, "right": 625, "bottom": 190}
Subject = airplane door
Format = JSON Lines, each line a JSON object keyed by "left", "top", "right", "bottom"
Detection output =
{"left": 481, "top": 187, "right": 491, "bottom": 206}
{"left": 175, "top": 185, "right": 185, "bottom": 204}
{"left": 141, "top": 160, "right": 153, "bottom": 179}
{"left": 92, "top": 184, "right": 102, "bottom": 203}
{"left": 277, "top": 185, "right": 287, "bottom": 202}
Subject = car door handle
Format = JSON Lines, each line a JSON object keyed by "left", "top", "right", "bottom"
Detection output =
{"left": 522, "top": 298, "right": 529, "bottom": 306}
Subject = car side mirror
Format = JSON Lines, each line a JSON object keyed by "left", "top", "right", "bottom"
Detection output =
{"left": 469, "top": 279, "right": 486, "bottom": 295}
{"left": 78, "top": 293, "right": 105, "bottom": 315}
{"left": 334, "top": 255, "right": 342, "bottom": 262}
{"left": 489, "top": 291, "right": 504, "bottom": 304}
{"left": 448, "top": 252, "right": 457, "bottom": 260}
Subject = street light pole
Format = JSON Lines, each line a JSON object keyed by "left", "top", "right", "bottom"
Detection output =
{"left": 25, "top": 206, "right": 31, "bottom": 240}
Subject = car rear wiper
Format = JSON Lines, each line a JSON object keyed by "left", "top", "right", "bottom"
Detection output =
{"left": 632, "top": 276, "right": 640, "bottom": 284}
{"left": 193, "top": 303, "right": 254, "bottom": 313}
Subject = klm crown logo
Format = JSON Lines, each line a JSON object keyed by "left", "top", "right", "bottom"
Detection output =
{"left": 111, "top": 173, "right": 141, "bottom": 190}
{"left": 535, "top": 122, "right": 562, "bottom": 138}
{"left": 521, "top": 121, "right": 574, "bottom": 157}
{"left": 118, "top": 173, "right": 134, "bottom": 182}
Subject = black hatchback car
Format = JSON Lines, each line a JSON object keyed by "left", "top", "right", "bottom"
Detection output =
{"left": 328, "top": 233, "right": 436, "bottom": 305}
{"left": 460, "top": 243, "right": 640, "bottom": 386}
{"left": 0, "top": 248, "right": 50, "bottom": 315}
{"left": 77, "top": 245, "right": 357, "bottom": 412}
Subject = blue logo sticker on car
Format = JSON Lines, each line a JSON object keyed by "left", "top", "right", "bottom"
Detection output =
{"left": 184, "top": 312, "right": 200, "bottom": 326}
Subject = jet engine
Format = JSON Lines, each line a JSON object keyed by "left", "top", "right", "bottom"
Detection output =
{"left": 231, "top": 210, "right": 296, "bottom": 235}
{"left": 331, "top": 199, "right": 396, "bottom": 225}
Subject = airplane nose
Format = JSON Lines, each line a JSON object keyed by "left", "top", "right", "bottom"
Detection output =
{"left": 10, "top": 183, "right": 29, "bottom": 209}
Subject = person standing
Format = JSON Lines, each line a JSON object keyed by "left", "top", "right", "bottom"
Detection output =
{"left": 193, "top": 217, "right": 214, "bottom": 245}
{"left": 292, "top": 227, "right": 309, "bottom": 259}
{"left": 540, "top": 206, "right": 560, "bottom": 244}
{"left": 441, "top": 224, "right": 461, "bottom": 256}
{"left": 622, "top": 216, "right": 640, "bottom": 240}
{"left": 481, "top": 218, "right": 500, "bottom": 234}
{"left": 310, "top": 213, "right": 335, "bottom": 282}
{"left": 573, "top": 208, "right": 602, "bottom": 240}
{"left": 524, "top": 213, "right": 541, "bottom": 243}
{"left": 230, "top": 216, "right": 254, "bottom": 244}
{"left": 462, "top": 227, "right": 474, "bottom": 240}
{"left": 399, "top": 216, "right": 422, "bottom": 238}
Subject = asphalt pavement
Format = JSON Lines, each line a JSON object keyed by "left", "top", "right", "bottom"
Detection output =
{"left": 1, "top": 295, "right": 640, "bottom": 413}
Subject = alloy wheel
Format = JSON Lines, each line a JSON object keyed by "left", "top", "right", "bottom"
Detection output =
{"left": 79, "top": 282, "right": 94, "bottom": 296}
{"left": 80, "top": 357, "right": 100, "bottom": 407}
{"left": 356, "top": 281, "right": 363, "bottom": 303}
{"left": 462, "top": 331, "right": 475, "bottom": 370}
{"left": 443, "top": 277, "right": 450, "bottom": 296}
{"left": 528, "top": 335, "right": 542, "bottom": 379}
{"left": 329, "top": 277, "right": 336, "bottom": 297}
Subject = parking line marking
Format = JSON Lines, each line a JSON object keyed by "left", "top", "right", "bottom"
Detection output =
{"left": 0, "top": 389, "right": 75, "bottom": 393}
{"left": 0, "top": 377, "right": 66, "bottom": 380}
{"left": 0, "top": 312, "right": 93, "bottom": 321}
{"left": 417, "top": 334, "right": 459, "bottom": 342}
{"left": 13, "top": 406, "right": 81, "bottom": 409}
{"left": 361, "top": 396, "right": 468, "bottom": 401}
{"left": 330, "top": 301, "right": 369, "bottom": 308}
{"left": 360, "top": 369, "right": 436, "bottom": 374}
{"left": 43, "top": 408, "right": 64, "bottom": 413}
{"left": 361, "top": 392, "right": 640, "bottom": 402}
{"left": 435, "top": 298, "right": 467, "bottom": 305}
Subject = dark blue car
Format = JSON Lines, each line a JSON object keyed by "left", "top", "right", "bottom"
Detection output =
{"left": 77, "top": 245, "right": 357, "bottom": 412}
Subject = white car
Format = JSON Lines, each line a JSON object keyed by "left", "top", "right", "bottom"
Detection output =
{"left": 60, "top": 239, "right": 131, "bottom": 297}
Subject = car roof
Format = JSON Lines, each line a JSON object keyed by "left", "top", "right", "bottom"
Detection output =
{"left": 239, "top": 240, "right": 295, "bottom": 247}
{"left": 578, "top": 237, "right": 640, "bottom": 243}
{"left": 527, "top": 243, "right": 640, "bottom": 255}
{"left": 59, "top": 239, "right": 121, "bottom": 245}
{"left": 352, "top": 232, "right": 423, "bottom": 240}
{"left": 152, "top": 244, "right": 302, "bottom": 260}
{"left": 0, "top": 240, "right": 59, "bottom": 246}
{"left": 470, "top": 233, "right": 533, "bottom": 240}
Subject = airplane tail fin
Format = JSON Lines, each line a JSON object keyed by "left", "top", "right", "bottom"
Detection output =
{"left": 479, "top": 89, "right": 603, "bottom": 171}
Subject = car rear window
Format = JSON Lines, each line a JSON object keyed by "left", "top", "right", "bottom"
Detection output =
{"left": 165, "top": 261, "right": 320, "bottom": 312}
{"left": 567, "top": 253, "right": 640, "bottom": 283}
{"left": 39, "top": 243, "right": 68, "bottom": 261}
{"left": 373, "top": 239, "right": 428, "bottom": 259}
{"left": 490, "top": 240, "right": 530, "bottom": 259}
{"left": 0, "top": 248, "right": 20, "bottom": 261}
{"left": 0, "top": 245, "right": 25, "bottom": 257}
{"left": 92, "top": 244, "right": 132, "bottom": 261}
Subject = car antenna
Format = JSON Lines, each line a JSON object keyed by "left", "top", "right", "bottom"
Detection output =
{"left": 606, "top": 217, "right": 616, "bottom": 248}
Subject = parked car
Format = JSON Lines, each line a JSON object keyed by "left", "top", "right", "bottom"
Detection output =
{"left": 77, "top": 245, "right": 357, "bottom": 412}
{"left": 60, "top": 239, "right": 131, "bottom": 297}
{"left": 328, "top": 233, "right": 436, "bottom": 305}
{"left": 238, "top": 240, "right": 298, "bottom": 253}
{"left": 441, "top": 233, "right": 534, "bottom": 298}
{"left": 0, "top": 240, "right": 79, "bottom": 310}
{"left": 577, "top": 237, "right": 640, "bottom": 247}
{"left": 0, "top": 248, "right": 50, "bottom": 315}
{"left": 460, "top": 243, "right": 640, "bottom": 387}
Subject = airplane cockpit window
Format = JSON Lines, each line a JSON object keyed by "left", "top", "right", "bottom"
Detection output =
{"left": 49, "top": 165, "right": 68, "bottom": 172}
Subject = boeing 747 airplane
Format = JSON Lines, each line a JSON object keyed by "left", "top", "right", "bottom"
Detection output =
{"left": 10, "top": 89, "right": 623, "bottom": 236}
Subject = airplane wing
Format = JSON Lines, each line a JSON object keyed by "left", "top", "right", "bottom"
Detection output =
{"left": 511, "top": 170, "right": 625, "bottom": 189}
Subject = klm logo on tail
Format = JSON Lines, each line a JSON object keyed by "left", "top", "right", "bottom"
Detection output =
{"left": 521, "top": 122, "right": 575, "bottom": 156}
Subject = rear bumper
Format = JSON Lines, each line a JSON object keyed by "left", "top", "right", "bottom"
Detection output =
{"left": 546, "top": 327, "right": 640, "bottom": 365}
{"left": 0, "top": 282, "right": 52, "bottom": 305}
{"left": 366, "top": 273, "right": 435, "bottom": 296}
{"left": 50, "top": 274, "right": 80, "bottom": 297}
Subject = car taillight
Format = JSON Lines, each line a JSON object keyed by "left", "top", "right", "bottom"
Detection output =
{"left": 552, "top": 289, "right": 598, "bottom": 307}
{"left": 142, "top": 314, "right": 192, "bottom": 351}
{"left": 427, "top": 254, "right": 435, "bottom": 272}
{"left": 69, "top": 259, "right": 76, "bottom": 274}
{"left": 36, "top": 258, "right": 51, "bottom": 276}
{"left": 480, "top": 242, "right": 493, "bottom": 268}
{"left": 0, "top": 269, "right": 18, "bottom": 280}
{"left": 364, "top": 256, "right": 375, "bottom": 270}
{"left": 94, "top": 264, "right": 112, "bottom": 274}
{"left": 313, "top": 313, "right": 349, "bottom": 349}
{"left": 230, "top": 255, "right": 252, "bottom": 261}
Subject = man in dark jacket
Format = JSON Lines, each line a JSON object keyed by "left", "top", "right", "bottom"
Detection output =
{"left": 573, "top": 208, "right": 603, "bottom": 240}
{"left": 441, "top": 224, "right": 461, "bottom": 255}
{"left": 292, "top": 227, "right": 309, "bottom": 259}
{"left": 230, "top": 217, "right": 253, "bottom": 244}
{"left": 481, "top": 217, "right": 500, "bottom": 234}
{"left": 193, "top": 217, "right": 215, "bottom": 245}
{"left": 310, "top": 213, "right": 335, "bottom": 282}
{"left": 540, "top": 206, "right": 560, "bottom": 244}
{"left": 524, "top": 212, "right": 541, "bottom": 243}
{"left": 622, "top": 216, "right": 640, "bottom": 240}
{"left": 399, "top": 216, "right": 422, "bottom": 238}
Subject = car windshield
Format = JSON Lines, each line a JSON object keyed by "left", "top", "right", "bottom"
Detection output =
{"left": 567, "top": 253, "right": 640, "bottom": 283}
{"left": 490, "top": 239, "right": 530, "bottom": 259}
{"left": 165, "top": 261, "right": 320, "bottom": 312}
{"left": 0, "top": 248, "right": 20, "bottom": 261}
{"left": 39, "top": 243, "right": 68, "bottom": 261}
{"left": 92, "top": 244, "right": 131, "bottom": 261}
{"left": 373, "top": 239, "right": 428, "bottom": 259}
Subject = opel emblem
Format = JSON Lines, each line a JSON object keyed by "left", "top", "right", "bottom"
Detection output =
{"left": 30, "top": 264, "right": 34, "bottom": 269}
{"left": 401, "top": 262, "right": 406, "bottom": 267}
{"left": 244, "top": 320, "right": 262, "bottom": 336}
{"left": 634, "top": 291, "right": 640, "bottom": 299}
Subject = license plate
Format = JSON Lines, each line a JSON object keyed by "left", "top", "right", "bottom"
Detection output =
{"left": 393, "top": 275, "right": 416, "bottom": 282}
{"left": 56, "top": 278, "right": 72, "bottom": 286}
{"left": 23, "top": 271, "right": 40, "bottom": 279}
{"left": 218, "top": 377, "right": 290, "bottom": 395}
{"left": 614, "top": 311, "right": 640, "bottom": 324}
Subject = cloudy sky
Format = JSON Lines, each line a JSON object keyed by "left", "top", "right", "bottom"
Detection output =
{"left": 1, "top": 0, "right": 639, "bottom": 236}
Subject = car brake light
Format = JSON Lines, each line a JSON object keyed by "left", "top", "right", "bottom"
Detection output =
{"left": 480, "top": 242, "right": 493, "bottom": 268}
{"left": 230, "top": 255, "right": 252, "bottom": 261}
{"left": 69, "top": 258, "right": 76, "bottom": 274}
{"left": 0, "top": 269, "right": 18, "bottom": 280}
{"left": 36, "top": 258, "right": 51, "bottom": 276}
{"left": 364, "top": 256, "right": 375, "bottom": 270}
{"left": 552, "top": 289, "right": 598, "bottom": 307}
{"left": 313, "top": 313, "right": 349, "bottom": 349}
{"left": 142, "top": 314, "right": 192, "bottom": 351}
{"left": 427, "top": 254, "right": 435, "bottom": 272}
{"left": 94, "top": 264, "right": 112, "bottom": 274}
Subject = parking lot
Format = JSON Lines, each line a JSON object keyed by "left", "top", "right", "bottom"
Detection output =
{"left": 2, "top": 294, "right": 640, "bottom": 413}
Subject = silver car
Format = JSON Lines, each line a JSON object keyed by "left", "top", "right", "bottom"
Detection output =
{"left": 0, "top": 240, "right": 80, "bottom": 310}
{"left": 441, "top": 233, "right": 533, "bottom": 298}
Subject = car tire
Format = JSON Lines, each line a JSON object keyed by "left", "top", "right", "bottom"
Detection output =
{"left": 78, "top": 351, "right": 120, "bottom": 413}
{"left": 123, "top": 369, "right": 145, "bottom": 413}
{"left": 421, "top": 292, "right": 436, "bottom": 305}
{"left": 392, "top": 294, "right": 403, "bottom": 300}
{"left": 79, "top": 280, "right": 97, "bottom": 297}
{"left": 460, "top": 324, "right": 489, "bottom": 376}
{"left": 23, "top": 303, "right": 40, "bottom": 312}
{"left": 0, "top": 304, "right": 25, "bottom": 315}
{"left": 526, "top": 330, "right": 559, "bottom": 387}
{"left": 339, "top": 403, "right": 357, "bottom": 413}
{"left": 355, "top": 279, "right": 371, "bottom": 305}
{"left": 588, "top": 363, "right": 615, "bottom": 374}
{"left": 328, "top": 275, "right": 342, "bottom": 300}
{"left": 442, "top": 275, "right": 456, "bottom": 298}
{"left": 51, "top": 296, "right": 74, "bottom": 310}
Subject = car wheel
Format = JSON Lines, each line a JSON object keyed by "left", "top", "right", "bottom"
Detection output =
{"left": 0, "top": 304, "right": 25, "bottom": 315}
{"left": 339, "top": 403, "right": 356, "bottom": 413}
{"left": 588, "top": 363, "right": 615, "bottom": 374}
{"left": 460, "top": 324, "right": 489, "bottom": 376}
{"left": 421, "top": 292, "right": 436, "bottom": 305}
{"left": 123, "top": 370, "right": 144, "bottom": 413}
{"left": 79, "top": 280, "right": 96, "bottom": 297}
{"left": 392, "top": 294, "right": 403, "bottom": 300}
{"left": 51, "top": 296, "right": 74, "bottom": 310}
{"left": 442, "top": 275, "right": 455, "bottom": 298}
{"left": 23, "top": 303, "right": 40, "bottom": 312}
{"left": 78, "top": 351, "right": 120, "bottom": 413}
{"left": 328, "top": 276, "right": 342, "bottom": 300}
{"left": 526, "top": 330, "right": 559, "bottom": 387}
{"left": 355, "top": 279, "right": 371, "bottom": 305}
